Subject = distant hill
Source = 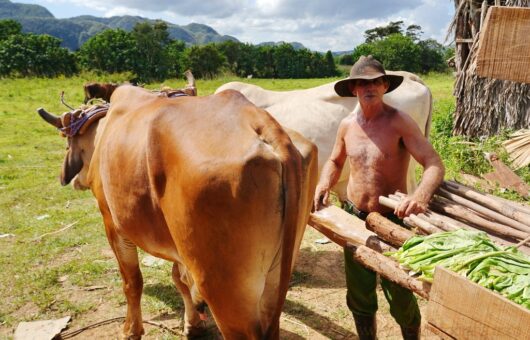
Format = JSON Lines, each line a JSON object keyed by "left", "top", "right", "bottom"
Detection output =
{"left": 1, "top": 0, "right": 309, "bottom": 51}
{"left": 0, "top": 0, "right": 238, "bottom": 50}
{"left": 257, "top": 41, "right": 306, "bottom": 50}
{"left": 0, "top": 0, "right": 52, "bottom": 18}
{"left": 332, "top": 50, "right": 353, "bottom": 56}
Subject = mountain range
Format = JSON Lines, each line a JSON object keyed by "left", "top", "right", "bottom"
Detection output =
{"left": 0, "top": 0, "right": 309, "bottom": 51}
{"left": 0, "top": 0, "right": 236, "bottom": 50}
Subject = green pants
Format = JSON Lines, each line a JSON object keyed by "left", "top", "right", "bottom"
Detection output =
{"left": 343, "top": 201, "right": 421, "bottom": 327}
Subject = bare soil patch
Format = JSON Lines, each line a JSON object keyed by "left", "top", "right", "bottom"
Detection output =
{"left": 2, "top": 227, "right": 440, "bottom": 339}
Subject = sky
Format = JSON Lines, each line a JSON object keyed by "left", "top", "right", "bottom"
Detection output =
{"left": 17, "top": 0, "right": 455, "bottom": 52}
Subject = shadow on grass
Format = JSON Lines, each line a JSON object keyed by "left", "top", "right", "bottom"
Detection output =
{"left": 144, "top": 283, "right": 183, "bottom": 312}
{"left": 284, "top": 299, "right": 356, "bottom": 339}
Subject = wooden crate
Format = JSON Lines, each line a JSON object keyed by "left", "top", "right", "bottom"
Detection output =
{"left": 427, "top": 267, "right": 530, "bottom": 339}
{"left": 476, "top": 6, "right": 530, "bottom": 84}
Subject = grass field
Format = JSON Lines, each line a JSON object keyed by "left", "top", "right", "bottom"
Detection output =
{"left": 0, "top": 72, "right": 527, "bottom": 338}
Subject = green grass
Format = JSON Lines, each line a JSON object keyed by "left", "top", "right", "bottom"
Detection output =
{"left": 0, "top": 72, "right": 527, "bottom": 336}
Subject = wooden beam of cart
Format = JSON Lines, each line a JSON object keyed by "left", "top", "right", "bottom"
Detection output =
{"left": 308, "top": 206, "right": 430, "bottom": 299}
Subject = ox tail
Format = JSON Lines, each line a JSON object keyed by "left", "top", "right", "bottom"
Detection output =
{"left": 424, "top": 87, "right": 433, "bottom": 140}
{"left": 257, "top": 118, "right": 303, "bottom": 339}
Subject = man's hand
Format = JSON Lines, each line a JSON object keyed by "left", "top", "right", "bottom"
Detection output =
{"left": 394, "top": 196, "right": 428, "bottom": 218}
{"left": 313, "top": 185, "right": 330, "bottom": 211}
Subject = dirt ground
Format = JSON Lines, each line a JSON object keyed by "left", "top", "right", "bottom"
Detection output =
{"left": 4, "top": 227, "right": 440, "bottom": 339}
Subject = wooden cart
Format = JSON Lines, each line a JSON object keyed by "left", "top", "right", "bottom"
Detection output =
{"left": 308, "top": 205, "right": 530, "bottom": 339}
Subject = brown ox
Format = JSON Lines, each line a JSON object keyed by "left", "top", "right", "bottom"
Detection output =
{"left": 83, "top": 70, "right": 198, "bottom": 104}
{"left": 83, "top": 81, "right": 119, "bottom": 103}
{"left": 37, "top": 86, "right": 317, "bottom": 339}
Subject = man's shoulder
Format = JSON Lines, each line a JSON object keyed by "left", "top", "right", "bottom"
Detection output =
{"left": 384, "top": 105, "right": 415, "bottom": 125}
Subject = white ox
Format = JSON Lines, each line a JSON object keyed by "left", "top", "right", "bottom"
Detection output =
{"left": 215, "top": 71, "right": 432, "bottom": 197}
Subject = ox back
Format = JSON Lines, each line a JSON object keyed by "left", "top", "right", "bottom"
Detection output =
{"left": 215, "top": 71, "right": 432, "bottom": 197}
{"left": 84, "top": 86, "right": 317, "bottom": 339}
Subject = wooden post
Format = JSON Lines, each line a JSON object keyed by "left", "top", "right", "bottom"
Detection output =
{"left": 431, "top": 196, "right": 529, "bottom": 241}
{"left": 444, "top": 181, "right": 530, "bottom": 226}
{"left": 365, "top": 212, "right": 413, "bottom": 247}
{"left": 437, "top": 187, "right": 530, "bottom": 233}
{"left": 480, "top": 0, "right": 488, "bottom": 30}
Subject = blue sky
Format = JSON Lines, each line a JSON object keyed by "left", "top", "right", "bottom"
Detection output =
{"left": 16, "top": 0, "right": 455, "bottom": 52}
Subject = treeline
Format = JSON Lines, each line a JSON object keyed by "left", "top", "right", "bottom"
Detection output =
{"left": 339, "top": 21, "right": 453, "bottom": 74}
{"left": 0, "top": 19, "right": 338, "bottom": 81}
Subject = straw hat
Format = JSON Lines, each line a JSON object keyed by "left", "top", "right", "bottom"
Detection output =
{"left": 334, "top": 55, "right": 404, "bottom": 97}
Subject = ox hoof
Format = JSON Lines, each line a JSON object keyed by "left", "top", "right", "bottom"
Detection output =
{"left": 185, "top": 322, "right": 209, "bottom": 339}
{"left": 122, "top": 335, "right": 142, "bottom": 340}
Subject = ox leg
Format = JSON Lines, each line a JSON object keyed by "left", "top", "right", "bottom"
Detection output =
{"left": 171, "top": 263, "right": 207, "bottom": 338}
{"left": 110, "top": 235, "right": 144, "bottom": 339}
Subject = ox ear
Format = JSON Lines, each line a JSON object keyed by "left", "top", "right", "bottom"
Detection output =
{"left": 60, "top": 147, "right": 83, "bottom": 186}
{"left": 37, "top": 108, "right": 62, "bottom": 128}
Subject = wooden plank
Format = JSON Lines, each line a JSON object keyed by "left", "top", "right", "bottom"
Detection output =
{"left": 425, "top": 323, "right": 456, "bottom": 340}
{"left": 427, "top": 267, "right": 530, "bottom": 339}
{"left": 308, "top": 205, "right": 394, "bottom": 253}
{"left": 483, "top": 153, "right": 530, "bottom": 197}
{"left": 476, "top": 6, "right": 530, "bottom": 84}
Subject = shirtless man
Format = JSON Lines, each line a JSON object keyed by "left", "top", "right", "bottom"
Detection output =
{"left": 314, "top": 55, "right": 444, "bottom": 340}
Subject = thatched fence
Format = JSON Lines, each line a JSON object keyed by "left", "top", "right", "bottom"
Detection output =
{"left": 449, "top": 0, "right": 530, "bottom": 137}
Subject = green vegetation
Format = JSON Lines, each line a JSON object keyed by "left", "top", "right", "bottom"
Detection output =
{"left": 1, "top": 18, "right": 339, "bottom": 82}
{"left": 0, "top": 73, "right": 527, "bottom": 336}
{"left": 388, "top": 229, "right": 530, "bottom": 309}
{"left": 345, "top": 21, "right": 453, "bottom": 73}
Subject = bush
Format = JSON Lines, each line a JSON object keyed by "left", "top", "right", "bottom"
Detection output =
{"left": 0, "top": 33, "right": 77, "bottom": 77}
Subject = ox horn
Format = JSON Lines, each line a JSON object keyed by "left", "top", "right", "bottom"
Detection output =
{"left": 183, "top": 70, "right": 197, "bottom": 96}
{"left": 37, "top": 107, "right": 62, "bottom": 128}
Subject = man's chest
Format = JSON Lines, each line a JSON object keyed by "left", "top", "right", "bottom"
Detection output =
{"left": 344, "top": 127, "right": 403, "bottom": 165}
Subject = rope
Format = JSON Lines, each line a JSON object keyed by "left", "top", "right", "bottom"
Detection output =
{"left": 59, "top": 105, "right": 109, "bottom": 137}
{"left": 60, "top": 317, "right": 181, "bottom": 338}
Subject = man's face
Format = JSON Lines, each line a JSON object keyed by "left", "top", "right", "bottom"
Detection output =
{"left": 348, "top": 77, "right": 389, "bottom": 102}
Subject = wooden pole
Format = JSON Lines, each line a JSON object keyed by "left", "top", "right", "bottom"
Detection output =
{"left": 431, "top": 196, "right": 528, "bottom": 241}
{"left": 365, "top": 212, "right": 413, "bottom": 247}
{"left": 382, "top": 194, "right": 466, "bottom": 230}
{"left": 417, "top": 213, "right": 458, "bottom": 232}
{"left": 405, "top": 214, "right": 443, "bottom": 235}
{"left": 437, "top": 187, "right": 530, "bottom": 233}
{"left": 444, "top": 181, "right": 530, "bottom": 226}
{"left": 346, "top": 243, "right": 430, "bottom": 299}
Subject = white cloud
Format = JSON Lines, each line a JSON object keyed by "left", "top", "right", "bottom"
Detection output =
{"left": 17, "top": 0, "right": 455, "bottom": 51}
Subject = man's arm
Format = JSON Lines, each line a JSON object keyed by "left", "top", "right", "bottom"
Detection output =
{"left": 395, "top": 112, "right": 445, "bottom": 218}
{"left": 313, "top": 120, "right": 348, "bottom": 211}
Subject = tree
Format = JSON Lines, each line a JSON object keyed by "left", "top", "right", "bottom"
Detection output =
{"left": 254, "top": 46, "right": 275, "bottom": 78}
{"left": 371, "top": 34, "right": 421, "bottom": 72}
{"left": 417, "top": 39, "right": 447, "bottom": 73}
{"left": 338, "top": 53, "right": 354, "bottom": 65}
{"left": 0, "top": 33, "right": 77, "bottom": 77}
{"left": 351, "top": 43, "right": 376, "bottom": 64}
{"left": 364, "top": 21, "right": 404, "bottom": 43}
{"left": 184, "top": 44, "right": 225, "bottom": 79}
{"left": 352, "top": 21, "right": 448, "bottom": 73}
{"left": 77, "top": 29, "right": 135, "bottom": 74}
{"left": 274, "top": 43, "right": 297, "bottom": 78}
{"left": 166, "top": 40, "right": 187, "bottom": 77}
{"left": 131, "top": 21, "right": 172, "bottom": 81}
{"left": 405, "top": 24, "right": 423, "bottom": 42}
{"left": 0, "top": 19, "right": 22, "bottom": 41}
{"left": 324, "top": 50, "right": 338, "bottom": 76}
